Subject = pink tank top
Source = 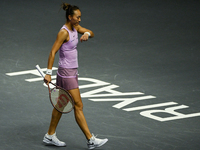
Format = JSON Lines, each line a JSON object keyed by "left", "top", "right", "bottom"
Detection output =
{"left": 58, "top": 25, "right": 79, "bottom": 68}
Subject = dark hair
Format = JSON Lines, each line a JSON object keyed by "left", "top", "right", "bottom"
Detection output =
{"left": 61, "top": 3, "right": 80, "bottom": 21}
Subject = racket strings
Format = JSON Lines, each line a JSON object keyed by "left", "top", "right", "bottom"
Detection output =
{"left": 50, "top": 88, "right": 73, "bottom": 113}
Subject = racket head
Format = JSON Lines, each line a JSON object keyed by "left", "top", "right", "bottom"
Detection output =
{"left": 48, "top": 85, "right": 74, "bottom": 113}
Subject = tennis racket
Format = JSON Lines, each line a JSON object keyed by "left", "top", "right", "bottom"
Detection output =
{"left": 35, "top": 65, "right": 74, "bottom": 113}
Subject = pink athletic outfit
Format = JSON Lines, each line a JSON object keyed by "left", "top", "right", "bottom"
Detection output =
{"left": 56, "top": 25, "right": 79, "bottom": 90}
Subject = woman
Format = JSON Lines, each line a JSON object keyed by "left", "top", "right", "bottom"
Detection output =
{"left": 43, "top": 3, "right": 108, "bottom": 149}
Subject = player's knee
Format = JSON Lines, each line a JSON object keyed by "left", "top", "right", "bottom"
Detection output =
{"left": 75, "top": 101, "right": 83, "bottom": 111}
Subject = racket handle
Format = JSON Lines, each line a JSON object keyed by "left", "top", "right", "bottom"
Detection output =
{"left": 35, "top": 65, "right": 46, "bottom": 78}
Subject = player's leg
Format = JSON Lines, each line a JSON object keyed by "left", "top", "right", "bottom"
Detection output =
{"left": 68, "top": 88, "right": 92, "bottom": 140}
{"left": 48, "top": 108, "right": 62, "bottom": 135}
{"left": 68, "top": 88, "right": 108, "bottom": 149}
{"left": 43, "top": 108, "right": 66, "bottom": 146}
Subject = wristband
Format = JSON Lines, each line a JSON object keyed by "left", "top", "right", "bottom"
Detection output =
{"left": 84, "top": 32, "right": 91, "bottom": 37}
{"left": 46, "top": 69, "right": 52, "bottom": 75}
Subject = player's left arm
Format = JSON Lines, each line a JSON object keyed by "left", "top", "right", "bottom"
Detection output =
{"left": 75, "top": 25, "right": 94, "bottom": 42}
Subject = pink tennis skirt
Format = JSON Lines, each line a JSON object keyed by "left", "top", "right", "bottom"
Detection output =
{"left": 56, "top": 67, "right": 78, "bottom": 90}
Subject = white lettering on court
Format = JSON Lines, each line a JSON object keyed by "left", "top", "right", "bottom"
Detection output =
{"left": 6, "top": 67, "right": 200, "bottom": 122}
{"left": 140, "top": 105, "right": 200, "bottom": 122}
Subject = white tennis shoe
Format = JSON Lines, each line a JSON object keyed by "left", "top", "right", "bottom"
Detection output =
{"left": 43, "top": 132, "right": 66, "bottom": 147}
{"left": 87, "top": 134, "right": 108, "bottom": 149}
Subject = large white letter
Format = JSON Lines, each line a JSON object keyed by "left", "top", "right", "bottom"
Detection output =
{"left": 140, "top": 105, "right": 200, "bottom": 122}
{"left": 81, "top": 84, "right": 143, "bottom": 98}
{"left": 123, "top": 101, "right": 176, "bottom": 111}
{"left": 6, "top": 67, "right": 58, "bottom": 82}
{"left": 78, "top": 77, "right": 110, "bottom": 89}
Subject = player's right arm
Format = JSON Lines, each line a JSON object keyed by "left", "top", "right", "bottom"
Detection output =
{"left": 44, "top": 29, "right": 68, "bottom": 84}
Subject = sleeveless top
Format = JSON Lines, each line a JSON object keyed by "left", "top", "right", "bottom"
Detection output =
{"left": 58, "top": 25, "right": 79, "bottom": 68}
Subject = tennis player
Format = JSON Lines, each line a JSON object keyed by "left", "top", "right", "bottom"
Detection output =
{"left": 43, "top": 3, "right": 108, "bottom": 149}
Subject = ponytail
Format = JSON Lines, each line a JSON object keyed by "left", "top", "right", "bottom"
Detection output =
{"left": 61, "top": 3, "right": 80, "bottom": 20}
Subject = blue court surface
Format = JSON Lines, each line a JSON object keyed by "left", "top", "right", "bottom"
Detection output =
{"left": 1, "top": 0, "right": 200, "bottom": 150}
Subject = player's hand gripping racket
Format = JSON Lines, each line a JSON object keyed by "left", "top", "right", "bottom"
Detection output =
{"left": 36, "top": 65, "right": 74, "bottom": 113}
